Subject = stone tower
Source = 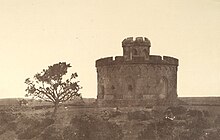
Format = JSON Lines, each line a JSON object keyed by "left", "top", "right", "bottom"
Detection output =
{"left": 96, "top": 37, "right": 179, "bottom": 107}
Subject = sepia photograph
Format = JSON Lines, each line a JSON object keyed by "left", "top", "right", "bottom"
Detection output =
{"left": 0, "top": 0, "right": 220, "bottom": 139}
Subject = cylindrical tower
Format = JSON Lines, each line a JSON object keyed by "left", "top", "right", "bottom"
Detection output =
{"left": 96, "top": 37, "right": 179, "bottom": 107}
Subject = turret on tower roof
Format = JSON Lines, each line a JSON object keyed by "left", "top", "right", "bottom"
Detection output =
{"left": 122, "top": 37, "right": 151, "bottom": 47}
{"left": 122, "top": 37, "right": 151, "bottom": 60}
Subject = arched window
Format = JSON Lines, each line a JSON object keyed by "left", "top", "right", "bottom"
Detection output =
{"left": 158, "top": 77, "right": 168, "bottom": 99}
{"left": 124, "top": 76, "right": 135, "bottom": 97}
{"left": 132, "top": 49, "right": 138, "bottom": 55}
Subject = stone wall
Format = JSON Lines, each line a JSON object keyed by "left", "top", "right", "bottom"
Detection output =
{"left": 96, "top": 62, "right": 178, "bottom": 101}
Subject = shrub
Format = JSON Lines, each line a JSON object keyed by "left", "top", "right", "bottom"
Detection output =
{"left": 41, "top": 117, "right": 55, "bottom": 128}
{"left": 44, "top": 111, "right": 52, "bottom": 116}
{"left": 0, "top": 110, "right": 16, "bottom": 125}
{"left": 63, "top": 114, "right": 123, "bottom": 140}
{"left": 63, "top": 126, "right": 78, "bottom": 140}
{"left": 0, "top": 111, "right": 17, "bottom": 135}
{"left": 127, "top": 111, "right": 151, "bottom": 121}
{"left": 109, "top": 110, "right": 122, "bottom": 118}
{"left": 186, "top": 109, "right": 203, "bottom": 117}
{"left": 17, "top": 117, "right": 54, "bottom": 139}
{"left": 186, "top": 116, "right": 210, "bottom": 130}
{"left": 0, "top": 127, "right": 6, "bottom": 135}
{"left": 178, "top": 116, "right": 210, "bottom": 140}
{"left": 138, "top": 119, "right": 174, "bottom": 140}
{"left": 6, "top": 121, "right": 17, "bottom": 131}
{"left": 204, "top": 128, "right": 220, "bottom": 140}
{"left": 203, "top": 110, "right": 210, "bottom": 117}
{"left": 39, "top": 125, "right": 63, "bottom": 140}
{"left": 214, "top": 114, "right": 220, "bottom": 126}
{"left": 138, "top": 123, "right": 157, "bottom": 140}
{"left": 100, "top": 110, "right": 122, "bottom": 120}
{"left": 166, "top": 106, "right": 187, "bottom": 116}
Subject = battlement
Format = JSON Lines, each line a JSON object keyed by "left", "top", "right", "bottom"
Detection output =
{"left": 95, "top": 55, "right": 178, "bottom": 67}
{"left": 163, "top": 56, "right": 179, "bottom": 65}
{"left": 122, "top": 37, "right": 151, "bottom": 47}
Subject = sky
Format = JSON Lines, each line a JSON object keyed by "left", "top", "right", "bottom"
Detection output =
{"left": 0, "top": 0, "right": 219, "bottom": 98}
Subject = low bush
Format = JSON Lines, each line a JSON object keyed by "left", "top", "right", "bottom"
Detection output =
{"left": 186, "top": 109, "right": 203, "bottom": 117}
{"left": 0, "top": 111, "right": 17, "bottom": 135}
{"left": 214, "top": 114, "right": 220, "bottom": 126}
{"left": 63, "top": 114, "right": 124, "bottom": 140}
{"left": 100, "top": 110, "right": 122, "bottom": 120}
{"left": 203, "top": 110, "right": 210, "bottom": 117}
{"left": 204, "top": 128, "right": 220, "bottom": 140}
{"left": 138, "top": 123, "right": 157, "bottom": 140}
{"left": 138, "top": 110, "right": 211, "bottom": 140}
{"left": 39, "top": 124, "right": 63, "bottom": 140}
{"left": 138, "top": 119, "right": 174, "bottom": 140}
{"left": 128, "top": 111, "right": 151, "bottom": 121}
{"left": 17, "top": 117, "right": 55, "bottom": 139}
{"left": 0, "top": 110, "right": 16, "bottom": 125}
{"left": 166, "top": 106, "right": 187, "bottom": 116}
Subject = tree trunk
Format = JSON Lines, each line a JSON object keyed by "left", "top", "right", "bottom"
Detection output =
{"left": 52, "top": 103, "right": 59, "bottom": 117}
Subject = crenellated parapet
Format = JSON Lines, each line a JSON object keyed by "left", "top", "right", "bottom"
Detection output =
{"left": 95, "top": 55, "right": 178, "bottom": 67}
{"left": 122, "top": 37, "right": 151, "bottom": 47}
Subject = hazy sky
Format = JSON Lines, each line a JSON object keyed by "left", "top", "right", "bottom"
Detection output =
{"left": 0, "top": 0, "right": 219, "bottom": 98}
